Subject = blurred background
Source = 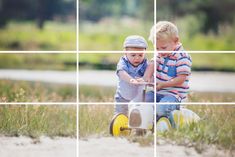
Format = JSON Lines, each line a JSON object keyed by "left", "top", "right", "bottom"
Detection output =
{"left": 0, "top": 0, "right": 76, "bottom": 50}
{"left": 0, "top": 53, "right": 76, "bottom": 102}
{"left": 79, "top": 0, "right": 154, "bottom": 50}
{"left": 157, "top": 0, "right": 235, "bottom": 50}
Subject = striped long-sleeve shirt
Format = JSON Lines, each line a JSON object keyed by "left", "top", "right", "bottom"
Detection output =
{"left": 156, "top": 45, "right": 192, "bottom": 101}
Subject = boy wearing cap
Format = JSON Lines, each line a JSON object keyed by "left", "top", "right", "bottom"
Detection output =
{"left": 114, "top": 35, "right": 148, "bottom": 116}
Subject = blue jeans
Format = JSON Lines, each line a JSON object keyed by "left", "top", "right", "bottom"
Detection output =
{"left": 145, "top": 91, "right": 180, "bottom": 127}
{"left": 114, "top": 96, "right": 129, "bottom": 116}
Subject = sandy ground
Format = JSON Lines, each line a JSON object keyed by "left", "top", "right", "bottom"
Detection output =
{"left": 0, "top": 136, "right": 233, "bottom": 157}
{"left": 79, "top": 137, "right": 234, "bottom": 157}
{"left": 79, "top": 137, "right": 154, "bottom": 157}
{"left": 156, "top": 139, "right": 234, "bottom": 157}
{"left": 0, "top": 136, "right": 76, "bottom": 157}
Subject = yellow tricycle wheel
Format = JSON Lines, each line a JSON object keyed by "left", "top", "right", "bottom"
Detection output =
{"left": 156, "top": 116, "right": 172, "bottom": 132}
{"left": 110, "top": 113, "right": 130, "bottom": 136}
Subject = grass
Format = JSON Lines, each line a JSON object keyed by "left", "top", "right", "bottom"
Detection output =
{"left": 181, "top": 29, "right": 235, "bottom": 51}
{"left": 188, "top": 92, "right": 235, "bottom": 102}
{"left": 0, "top": 105, "right": 76, "bottom": 138}
{"left": 80, "top": 18, "right": 235, "bottom": 51}
{"left": 79, "top": 85, "right": 235, "bottom": 102}
{"left": 0, "top": 21, "right": 76, "bottom": 50}
{"left": 79, "top": 85, "right": 115, "bottom": 102}
{"left": 0, "top": 80, "right": 76, "bottom": 102}
{"left": 0, "top": 53, "right": 76, "bottom": 71}
{"left": 191, "top": 53, "right": 235, "bottom": 72}
{"left": 158, "top": 105, "right": 235, "bottom": 152}
{"left": 78, "top": 104, "right": 235, "bottom": 150}
{"left": 79, "top": 105, "right": 154, "bottom": 146}
{"left": 79, "top": 105, "right": 113, "bottom": 137}
{"left": 79, "top": 20, "right": 154, "bottom": 51}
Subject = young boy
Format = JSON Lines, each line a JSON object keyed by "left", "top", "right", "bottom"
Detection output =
{"left": 146, "top": 21, "right": 192, "bottom": 126}
{"left": 114, "top": 35, "right": 148, "bottom": 116}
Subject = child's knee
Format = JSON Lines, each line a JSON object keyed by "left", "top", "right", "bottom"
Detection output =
{"left": 145, "top": 91, "right": 154, "bottom": 102}
{"left": 114, "top": 104, "right": 128, "bottom": 116}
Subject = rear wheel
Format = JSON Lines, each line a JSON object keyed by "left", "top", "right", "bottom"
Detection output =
{"left": 110, "top": 113, "right": 131, "bottom": 136}
{"left": 156, "top": 116, "right": 172, "bottom": 132}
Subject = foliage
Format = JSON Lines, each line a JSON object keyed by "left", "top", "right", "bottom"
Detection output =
{"left": 80, "top": 0, "right": 154, "bottom": 22}
{"left": 157, "top": 0, "right": 235, "bottom": 34}
{"left": 0, "top": 0, "right": 75, "bottom": 29}
{"left": 0, "top": 80, "right": 76, "bottom": 102}
{"left": 0, "top": 22, "right": 76, "bottom": 50}
{"left": 79, "top": 19, "right": 153, "bottom": 51}
{"left": 0, "top": 53, "right": 76, "bottom": 70}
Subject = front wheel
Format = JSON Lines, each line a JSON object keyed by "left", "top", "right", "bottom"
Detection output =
{"left": 109, "top": 113, "right": 131, "bottom": 136}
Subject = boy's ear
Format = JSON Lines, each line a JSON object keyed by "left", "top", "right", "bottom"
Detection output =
{"left": 174, "top": 37, "right": 179, "bottom": 43}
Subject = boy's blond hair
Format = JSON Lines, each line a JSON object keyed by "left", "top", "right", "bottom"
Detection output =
{"left": 149, "top": 21, "right": 179, "bottom": 43}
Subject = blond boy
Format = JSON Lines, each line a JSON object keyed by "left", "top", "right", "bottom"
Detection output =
{"left": 146, "top": 21, "right": 192, "bottom": 126}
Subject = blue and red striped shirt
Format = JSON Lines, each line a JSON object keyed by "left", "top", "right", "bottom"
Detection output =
{"left": 156, "top": 45, "right": 192, "bottom": 101}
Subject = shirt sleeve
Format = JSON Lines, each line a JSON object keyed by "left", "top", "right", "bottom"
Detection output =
{"left": 116, "top": 57, "right": 129, "bottom": 76}
{"left": 176, "top": 54, "right": 192, "bottom": 76}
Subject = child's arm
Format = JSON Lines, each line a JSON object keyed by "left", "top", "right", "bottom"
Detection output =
{"left": 143, "top": 60, "right": 154, "bottom": 82}
{"left": 118, "top": 71, "right": 139, "bottom": 84}
{"left": 156, "top": 74, "right": 187, "bottom": 90}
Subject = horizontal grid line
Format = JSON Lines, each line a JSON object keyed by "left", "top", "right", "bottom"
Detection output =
{"left": 0, "top": 102, "right": 234, "bottom": 105}
{"left": 0, "top": 102, "right": 234, "bottom": 106}
{"left": 0, "top": 102, "right": 77, "bottom": 105}
{"left": 0, "top": 50, "right": 234, "bottom": 53}
{"left": 78, "top": 102, "right": 235, "bottom": 105}
{"left": 78, "top": 50, "right": 235, "bottom": 53}
{"left": 0, "top": 51, "right": 77, "bottom": 53}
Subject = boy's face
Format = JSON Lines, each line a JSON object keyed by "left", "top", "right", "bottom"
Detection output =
{"left": 156, "top": 37, "right": 178, "bottom": 57}
{"left": 125, "top": 47, "right": 145, "bottom": 67}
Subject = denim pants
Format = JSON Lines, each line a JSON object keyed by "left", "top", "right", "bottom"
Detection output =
{"left": 145, "top": 91, "right": 180, "bottom": 127}
{"left": 114, "top": 96, "right": 129, "bottom": 116}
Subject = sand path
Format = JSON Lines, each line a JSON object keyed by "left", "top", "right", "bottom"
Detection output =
{"left": 0, "top": 136, "right": 76, "bottom": 157}
{"left": 79, "top": 137, "right": 234, "bottom": 157}
{"left": 0, "top": 136, "right": 233, "bottom": 157}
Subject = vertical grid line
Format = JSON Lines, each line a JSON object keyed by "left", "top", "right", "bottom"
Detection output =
{"left": 154, "top": 0, "right": 157, "bottom": 157}
{"left": 76, "top": 0, "right": 79, "bottom": 157}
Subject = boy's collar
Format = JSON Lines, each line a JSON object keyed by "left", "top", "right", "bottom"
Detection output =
{"left": 174, "top": 43, "right": 182, "bottom": 51}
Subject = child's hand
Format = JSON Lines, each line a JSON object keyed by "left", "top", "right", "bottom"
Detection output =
{"left": 135, "top": 77, "right": 145, "bottom": 83}
{"left": 129, "top": 77, "right": 145, "bottom": 85}
{"left": 156, "top": 82, "right": 163, "bottom": 90}
{"left": 145, "top": 78, "right": 152, "bottom": 83}
{"left": 129, "top": 78, "right": 139, "bottom": 85}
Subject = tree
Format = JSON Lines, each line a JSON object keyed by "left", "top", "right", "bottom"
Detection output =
{"left": 157, "top": 0, "right": 235, "bottom": 34}
{"left": 0, "top": 0, "right": 75, "bottom": 29}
